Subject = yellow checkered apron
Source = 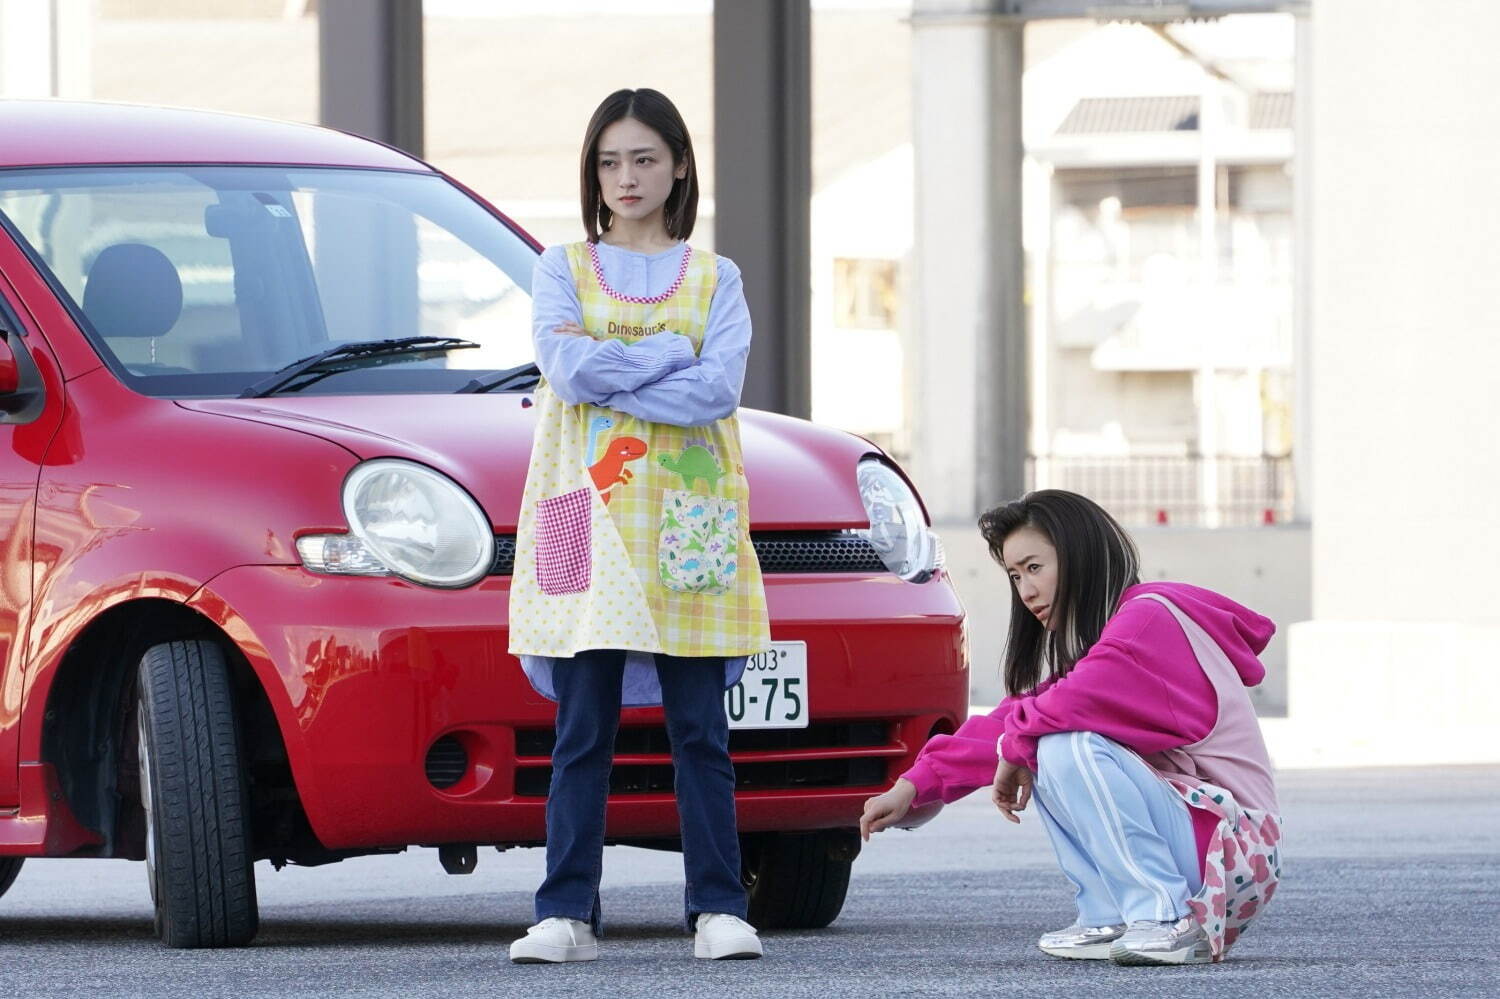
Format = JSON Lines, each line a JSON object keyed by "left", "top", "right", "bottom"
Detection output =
{"left": 508, "top": 242, "right": 771, "bottom": 660}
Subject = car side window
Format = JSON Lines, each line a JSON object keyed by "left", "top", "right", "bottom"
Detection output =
{"left": 0, "top": 167, "right": 537, "bottom": 397}
{"left": 1, "top": 178, "right": 242, "bottom": 376}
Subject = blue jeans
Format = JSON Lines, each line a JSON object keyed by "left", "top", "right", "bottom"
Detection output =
{"left": 534, "top": 649, "right": 748, "bottom": 933}
{"left": 1031, "top": 731, "right": 1203, "bottom": 926}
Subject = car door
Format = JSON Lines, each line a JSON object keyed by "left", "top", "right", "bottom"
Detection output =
{"left": 0, "top": 268, "right": 62, "bottom": 808}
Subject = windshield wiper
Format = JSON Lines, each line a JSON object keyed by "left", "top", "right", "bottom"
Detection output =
{"left": 455, "top": 362, "right": 541, "bottom": 394}
{"left": 239, "top": 337, "right": 480, "bottom": 398}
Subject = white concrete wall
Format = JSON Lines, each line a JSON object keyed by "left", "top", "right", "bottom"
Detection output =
{"left": 1285, "top": 0, "right": 1500, "bottom": 765}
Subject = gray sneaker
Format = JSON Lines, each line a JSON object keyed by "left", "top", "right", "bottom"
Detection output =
{"left": 1037, "top": 922, "right": 1127, "bottom": 960}
{"left": 1109, "top": 917, "right": 1212, "bottom": 966}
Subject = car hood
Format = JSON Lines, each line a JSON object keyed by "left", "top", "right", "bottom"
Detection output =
{"left": 175, "top": 394, "right": 879, "bottom": 531}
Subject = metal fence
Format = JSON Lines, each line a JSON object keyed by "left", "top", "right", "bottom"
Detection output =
{"left": 1027, "top": 454, "right": 1297, "bottom": 527}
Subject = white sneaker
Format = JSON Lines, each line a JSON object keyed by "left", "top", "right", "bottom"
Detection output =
{"left": 692, "top": 913, "right": 763, "bottom": 960}
{"left": 1037, "top": 922, "right": 1127, "bottom": 960}
{"left": 1109, "top": 917, "right": 1212, "bottom": 966}
{"left": 509, "top": 917, "right": 599, "bottom": 964}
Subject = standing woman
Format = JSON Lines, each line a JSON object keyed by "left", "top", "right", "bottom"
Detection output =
{"left": 507, "top": 89, "right": 768, "bottom": 964}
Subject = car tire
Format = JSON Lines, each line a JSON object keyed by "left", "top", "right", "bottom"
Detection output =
{"left": 136, "top": 639, "right": 259, "bottom": 948}
{"left": 0, "top": 858, "right": 22, "bottom": 899}
{"left": 741, "top": 831, "right": 853, "bottom": 930}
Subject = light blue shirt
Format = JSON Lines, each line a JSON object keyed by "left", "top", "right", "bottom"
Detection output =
{"left": 522, "top": 240, "right": 754, "bottom": 706}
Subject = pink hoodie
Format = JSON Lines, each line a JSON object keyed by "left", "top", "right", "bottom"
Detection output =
{"left": 901, "top": 581, "right": 1275, "bottom": 810}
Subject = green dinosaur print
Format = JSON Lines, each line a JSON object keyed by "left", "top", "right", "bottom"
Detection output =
{"left": 658, "top": 445, "right": 725, "bottom": 493}
{"left": 656, "top": 489, "right": 739, "bottom": 595}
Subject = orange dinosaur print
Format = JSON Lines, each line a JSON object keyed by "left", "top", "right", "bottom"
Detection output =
{"left": 589, "top": 436, "right": 648, "bottom": 505}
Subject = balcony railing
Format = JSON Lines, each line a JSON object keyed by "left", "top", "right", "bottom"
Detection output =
{"left": 1027, "top": 454, "right": 1296, "bottom": 527}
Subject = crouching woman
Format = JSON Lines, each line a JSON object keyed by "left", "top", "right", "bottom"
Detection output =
{"left": 861, "top": 490, "right": 1282, "bottom": 965}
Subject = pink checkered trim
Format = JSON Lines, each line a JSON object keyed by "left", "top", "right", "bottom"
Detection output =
{"left": 535, "top": 488, "right": 593, "bottom": 595}
{"left": 589, "top": 241, "right": 693, "bottom": 304}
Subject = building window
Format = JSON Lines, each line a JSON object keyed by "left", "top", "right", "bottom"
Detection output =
{"left": 832, "top": 257, "right": 898, "bottom": 329}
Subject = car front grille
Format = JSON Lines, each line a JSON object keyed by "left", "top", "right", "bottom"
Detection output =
{"left": 490, "top": 531, "right": 883, "bottom": 576}
{"left": 512, "top": 721, "right": 897, "bottom": 797}
{"left": 492, "top": 535, "right": 518, "bottom": 575}
{"left": 750, "top": 531, "right": 887, "bottom": 573}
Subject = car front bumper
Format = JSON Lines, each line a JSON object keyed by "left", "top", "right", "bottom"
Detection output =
{"left": 188, "top": 565, "right": 968, "bottom": 850}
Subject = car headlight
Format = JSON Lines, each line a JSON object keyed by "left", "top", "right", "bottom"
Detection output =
{"left": 296, "top": 459, "right": 495, "bottom": 588}
{"left": 856, "top": 457, "right": 942, "bottom": 583}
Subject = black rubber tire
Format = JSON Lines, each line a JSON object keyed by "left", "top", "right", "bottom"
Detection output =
{"left": 136, "top": 640, "right": 258, "bottom": 948}
{"left": 742, "top": 832, "right": 853, "bottom": 930}
{"left": 0, "top": 857, "right": 23, "bottom": 899}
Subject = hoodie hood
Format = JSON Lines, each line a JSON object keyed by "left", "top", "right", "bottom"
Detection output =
{"left": 1123, "top": 581, "right": 1274, "bottom": 688}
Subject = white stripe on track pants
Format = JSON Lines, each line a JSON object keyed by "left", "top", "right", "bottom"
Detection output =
{"left": 1030, "top": 731, "right": 1203, "bottom": 926}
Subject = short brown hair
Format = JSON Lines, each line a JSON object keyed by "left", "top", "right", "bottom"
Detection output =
{"left": 579, "top": 88, "right": 699, "bottom": 243}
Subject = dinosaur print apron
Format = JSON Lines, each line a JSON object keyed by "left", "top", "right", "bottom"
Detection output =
{"left": 508, "top": 242, "right": 771, "bottom": 670}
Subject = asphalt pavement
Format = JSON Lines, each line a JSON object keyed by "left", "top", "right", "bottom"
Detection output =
{"left": 1, "top": 765, "right": 1496, "bottom": 998}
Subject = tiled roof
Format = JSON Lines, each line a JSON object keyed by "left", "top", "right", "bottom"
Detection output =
{"left": 1055, "top": 91, "right": 1291, "bottom": 134}
{"left": 1249, "top": 90, "right": 1293, "bottom": 129}
{"left": 1057, "top": 95, "right": 1200, "bottom": 134}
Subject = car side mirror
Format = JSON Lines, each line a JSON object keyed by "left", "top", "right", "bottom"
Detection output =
{"left": 0, "top": 331, "right": 19, "bottom": 395}
{"left": 0, "top": 326, "right": 45, "bottom": 423}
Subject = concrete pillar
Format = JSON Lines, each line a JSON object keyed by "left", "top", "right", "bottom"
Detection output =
{"left": 713, "top": 1, "right": 812, "bottom": 419}
{"left": 910, "top": 1, "right": 1027, "bottom": 520}
{"left": 0, "top": 0, "right": 52, "bottom": 97}
{"left": 0, "top": 0, "right": 89, "bottom": 99}
{"left": 1196, "top": 76, "right": 1221, "bottom": 526}
{"left": 1291, "top": 12, "right": 1313, "bottom": 524}
{"left": 319, "top": 0, "right": 423, "bottom": 158}
{"left": 1282, "top": 0, "right": 1500, "bottom": 766}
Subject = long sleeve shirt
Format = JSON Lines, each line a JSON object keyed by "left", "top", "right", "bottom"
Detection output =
{"left": 528, "top": 241, "right": 752, "bottom": 427}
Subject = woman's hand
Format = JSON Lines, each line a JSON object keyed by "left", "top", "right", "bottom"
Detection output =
{"left": 859, "top": 778, "right": 918, "bottom": 841}
{"left": 553, "top": 322, "right": 590, "bottom": 337}
{"left": 991, "top": 760, "right": 1033, "bottom": 824}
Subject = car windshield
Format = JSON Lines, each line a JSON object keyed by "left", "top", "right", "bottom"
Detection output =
{"left": 0, "top": 166, "right": 538, "bottom": 397}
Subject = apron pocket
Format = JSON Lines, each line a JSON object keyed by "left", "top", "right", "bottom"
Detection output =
{"left": 657, "top": 489, "right": 739, "bottom": 595}
{"left": 535, "top": 488, "right": 593, "bottom": 595}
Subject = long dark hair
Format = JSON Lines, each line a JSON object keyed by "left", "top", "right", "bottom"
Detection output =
{"left": 579, "top": 88, "right": 699, "bottom": 243}
{"left": 978, "top": 490, "right": 1141, "bottom": 697}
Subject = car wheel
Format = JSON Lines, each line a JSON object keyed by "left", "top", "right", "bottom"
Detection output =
{"left": 136, "top": 639, "right": 259, "bottom": 948}
{"left": 741, "top": 831, "right": 855, "bottom": 930}
{"left": 0, "top": 858, "right": 22, "bottom": 899}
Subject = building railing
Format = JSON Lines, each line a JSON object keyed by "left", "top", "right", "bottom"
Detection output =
{"left": 1027, "top": 454, "right": 1297, "bottom": 527}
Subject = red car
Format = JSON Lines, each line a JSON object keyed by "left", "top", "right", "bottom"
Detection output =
{"left": 0, "top": 101, "right": 966, "bottom": 947}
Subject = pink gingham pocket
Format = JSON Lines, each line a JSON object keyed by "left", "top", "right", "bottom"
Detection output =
{"left": 535, "top": 488, "right": 593, "bottom": 595}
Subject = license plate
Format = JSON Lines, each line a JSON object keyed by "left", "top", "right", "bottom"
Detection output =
{"left": 725, "top": 642, "right": 808, "bottom": 730}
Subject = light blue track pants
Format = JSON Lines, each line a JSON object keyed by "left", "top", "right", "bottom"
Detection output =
{"left": 1031, "top": 731, "right": 1203, "bottom": 926}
